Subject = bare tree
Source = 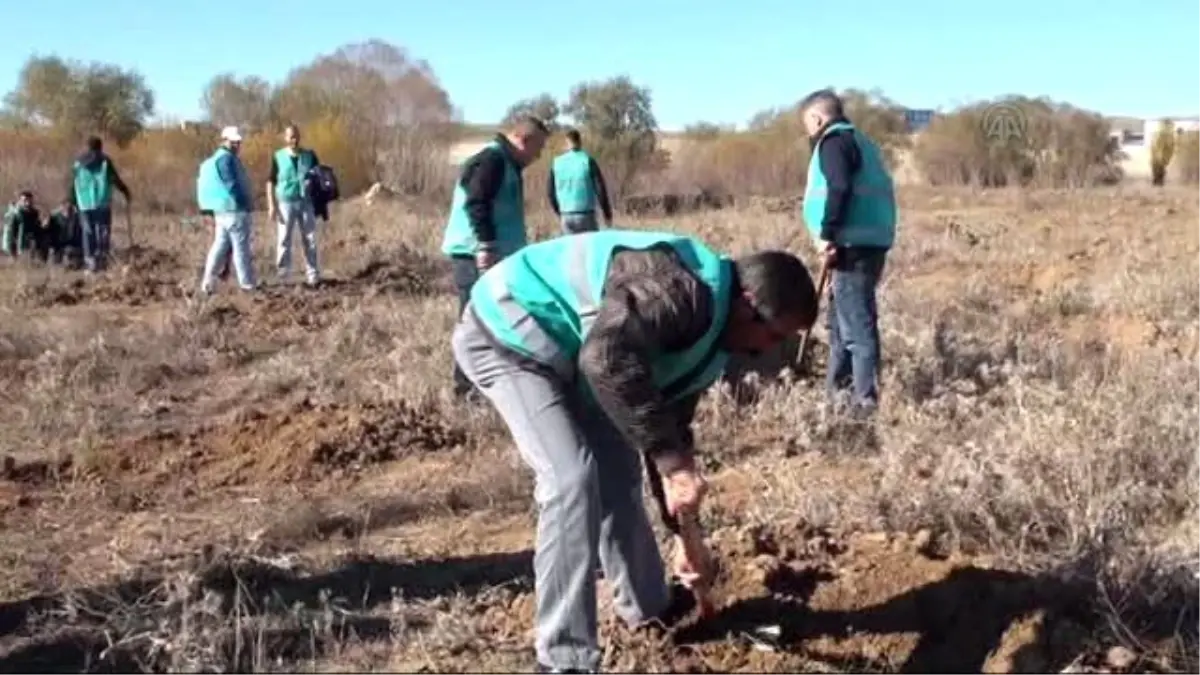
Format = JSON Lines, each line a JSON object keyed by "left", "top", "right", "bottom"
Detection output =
{"left": 3, "top": 55, "right": 155, "bottom": 146}
{"left": 200, "top": 74, "right": 275, "bottom": 132}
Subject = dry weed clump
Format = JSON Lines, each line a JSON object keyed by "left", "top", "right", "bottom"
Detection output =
{"left": 0, "top": 186, "right": 1194, "bottom": 673}
{"left": 1174, "top": 131, "right": 1199, "bottom": 184}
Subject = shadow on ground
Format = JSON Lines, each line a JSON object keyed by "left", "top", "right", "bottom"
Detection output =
{"left": 0, "top": 549, "right": 534, "bottom": 673}
{"left": 670, "top": 564, "right": 1195, "bottom": 674}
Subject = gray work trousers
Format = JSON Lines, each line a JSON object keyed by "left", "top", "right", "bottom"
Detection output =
{"left": 451, "top": 311, "right": 670, "bottom": 672}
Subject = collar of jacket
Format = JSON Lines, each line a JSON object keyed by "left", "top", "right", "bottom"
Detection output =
{"left": 808, "top": 116, "right": 852, "bottom": 149}
{"left": 492, "top": 133, "right": 523, "bottom": 169}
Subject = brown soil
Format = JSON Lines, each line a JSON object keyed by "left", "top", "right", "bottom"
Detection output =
{"left": 1, "top": 398, "right": 466, "bottom": 510}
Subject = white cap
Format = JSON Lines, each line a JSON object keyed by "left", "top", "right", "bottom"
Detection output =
{"left": 220, "top": 125, "right": 243, "bottom": 142}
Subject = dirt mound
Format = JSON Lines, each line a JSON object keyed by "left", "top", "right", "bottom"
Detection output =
{"left": 1, "top": 399, "right": 468, "bottom": 508}
{"left": 15, "top": 246, "right": 186, "bottom": 308}
{"left": 247, "top": 288, "right": 347, "bottom": 332}
{"left": 116, "top": 245, "right": 181, "bottom": 278}
{"left": 344, "top": 247, "right": 452, "bottom": 296}
{"left": 469, "top": 522, "right": 1122, "bottom": 674}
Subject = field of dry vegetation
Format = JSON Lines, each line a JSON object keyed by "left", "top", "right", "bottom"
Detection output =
{"left": 0, "top": 37, "right": 1197, "bottom": 675}
{"left": 0, "top": 182, "right": 1196, "bottom": 673}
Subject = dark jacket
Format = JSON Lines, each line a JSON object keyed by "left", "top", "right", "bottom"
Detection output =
{"left": 575, "top": 245, "right": 720, "bottom": 533}
{"left": 66, "top": 150, "right": 131, "bottom": 209}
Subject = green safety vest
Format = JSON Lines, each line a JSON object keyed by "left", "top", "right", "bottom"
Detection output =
{"left": 552, "top": 149, "right": 596, "bottom": 213}
{"left": 469, "top": 229, "right": 733, "bottom": 403}
{"left": 802, "top": 121, "right": 898, "bottom": 248}
{"left": 440, "top": 140, "right": 527, "bottom": 258}
{"left": 274, "top": 148, "right": 317, "bottom": 202}
{"left": 73, "top": 160, "right": 112, "bottom": 211}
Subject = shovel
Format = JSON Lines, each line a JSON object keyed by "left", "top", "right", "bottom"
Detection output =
{"left": 794, "top": 258, "right": 830, "bottom": 371}
{"left": 645, "top": 458, "right": 717, "bottom": 618}
{"left": 676, "top": 509, "right": 717, "bottom": 618}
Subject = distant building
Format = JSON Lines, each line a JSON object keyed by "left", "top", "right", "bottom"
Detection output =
{"left": 903, "top": 108, "right": 935, "bottom": 133}
{"left": 1145, "top": 116, "right": 1200, "bottom": 140}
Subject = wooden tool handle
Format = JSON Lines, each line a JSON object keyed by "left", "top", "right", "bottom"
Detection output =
{"left": 676, "top": 510, "right": 716, "bottom": 617}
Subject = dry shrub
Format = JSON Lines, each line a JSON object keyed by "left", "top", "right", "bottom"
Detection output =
{"left": 914, "top": 97, "right": 1122, "bottom": 188}
{"left": 669, "top": 126, "right": 805, "bottom": 196}
{"left": 1174, "top": 131, "right": 1199, "bottom": 184}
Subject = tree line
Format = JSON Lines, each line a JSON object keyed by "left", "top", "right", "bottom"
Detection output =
{"left": 0, "top": 39, "right": 1196, "bottom": 215}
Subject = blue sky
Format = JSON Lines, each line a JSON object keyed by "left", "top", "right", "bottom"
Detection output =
{"left": 0, "top": 0, "right": 1196, "bottom": 130}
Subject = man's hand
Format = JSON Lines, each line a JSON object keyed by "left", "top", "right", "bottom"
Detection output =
{"left": 475, "top": 247, "right": 499, "bottom": 271}
{"left": 662, "top": 465, "right": 707, "bottom": 518}
{"left": 672, "top": 532, "right": 715, "bottom": 587}
{"left": 820, "top": 240, "right": 838, "bottom": 266}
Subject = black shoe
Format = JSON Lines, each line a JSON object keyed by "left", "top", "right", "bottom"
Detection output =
{"left": 636, "top": 581, "right": 698, "bottom": 636}
{"left": 453, "top": 382, "right": 483, "bottom": 403}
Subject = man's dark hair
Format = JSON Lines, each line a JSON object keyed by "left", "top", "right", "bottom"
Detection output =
{"left": 86, "top": 136, "right": 103, "bottom": 153}
{"left": 17, "top": 190, "right": 33, "bottom": 200}
{"left": 564, "top": 128, "right": 582, "bottom": 146}
{"left": 514, "top": 115, "right": 550, "bottom": 137}
{"left": 733, "top": 250, "right": 819, "bottom": 326}
{"left": 799, "top": 88, "right": 845, "bottom": 119}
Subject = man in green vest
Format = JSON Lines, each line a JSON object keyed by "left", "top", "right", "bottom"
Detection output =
{"left": 2, "top": 191, "right": 42, "bottom": 258}
{"left": 800, "top": 89, "right": 897, "bottom": 421}
{"left": 441, "top": 115, "right": 549, "bottom": 398}
{"left": 67, "top": 136, "right": 131, "bottom": 273}
{"left": 266, "top": 124, "right": 322, "bottom": 287}
{"left": 547, "top": 128, "right": 613, "bottom": 234}
{"left": 197, "top": 126, "right": 257, "bottom": 293}
{"left": 452, "top": 230, "right": 818, "bottom": 673}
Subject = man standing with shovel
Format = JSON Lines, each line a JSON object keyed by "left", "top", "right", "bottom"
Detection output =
{"left": 66, "top": 136, "right": 132, "bottom": 273}
{"left": 452, "top": 229, "right": 819, "bottom": 673}
{"left": 798, "top": 89, "right": 897, "bottom": 421}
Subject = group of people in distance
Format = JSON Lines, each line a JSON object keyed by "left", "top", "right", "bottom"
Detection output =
{"left": 2, "top": 136, "right": 132, "bottom": 272}
{"left": 441, "top": 87, "right": 897, "bottom": 673}
{"left": 194, "top": 123, "right": 338, "bottom": 293}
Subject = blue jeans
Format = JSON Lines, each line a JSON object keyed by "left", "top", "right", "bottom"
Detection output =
{"left": 80, "top": 207, "right": 112, "bottom": 272}
{"left": 826, "top": 249, "right": 887, "bottom": 413}
{"left": 201, "top": 212, "right": 256, "bottom": 292}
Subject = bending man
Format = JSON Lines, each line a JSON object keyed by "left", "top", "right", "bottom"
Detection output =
{"left": 451, "top": 229, "right": 818, "bottom": 673}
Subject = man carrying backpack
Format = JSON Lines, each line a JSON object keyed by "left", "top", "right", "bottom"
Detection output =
{"left": 67, "top": 136, "right": 131, "bottom": 273}
{"left": 266, "top": 124, "right": 322, "bottom": 287}
{"left": 547, "top": 128, "right": 613, "bottom": 234}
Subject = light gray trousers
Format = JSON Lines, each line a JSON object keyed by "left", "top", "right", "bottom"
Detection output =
{"left": 451, "top": 312, "right": 670, "bottom": 672}
{"left": 276, "top": 200, "right": 320, "bottom": 282}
